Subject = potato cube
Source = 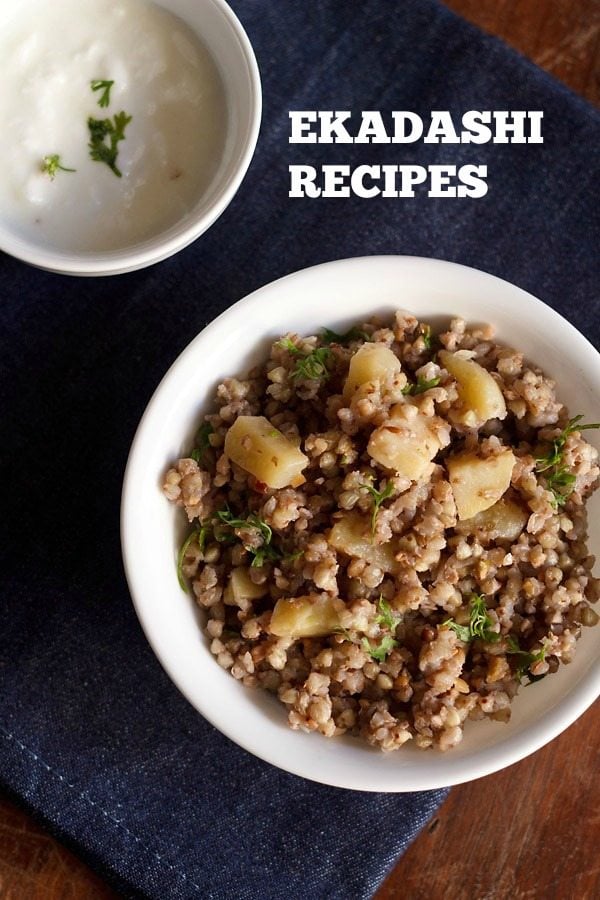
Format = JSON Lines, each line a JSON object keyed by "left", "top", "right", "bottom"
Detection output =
{"left": 459, "top": 497, "right": 528, "bottom": 542}
{"left": 328, "top": 512, "right": 400, "bottom": 573}
{"left": 439, "top": 350, "right": 506, "bottom": 426}
{"left": 224, "top": 567, "right": 268, "bottom": 605}
{"left": 224, "top": 415, "right": 308, "bottom": 489}
{"left": 269, "top": 594, "right": 344, "bottom": 638}
{"left": 343, "top": 344, "right": 402, "bottom": 402}
{"left": 447, "top": 448, "right": 516, "bottom": 520}
{"left": 368, "top": 404, "right": 445, "bottom": 481}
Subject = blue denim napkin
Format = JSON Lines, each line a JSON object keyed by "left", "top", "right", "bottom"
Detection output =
{"left": 1, "top": 1, "right": 598, "bottom": 898}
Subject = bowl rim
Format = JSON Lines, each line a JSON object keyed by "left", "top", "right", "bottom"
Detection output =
{"left": 0, "top": 0, "right": 262, "bottom": 277}
{"left": 121, "top": 254, "right": 600, "bottom": 791}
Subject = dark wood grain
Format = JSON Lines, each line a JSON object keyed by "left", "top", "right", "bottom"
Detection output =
{"left": 443, "top": 0, "right": 600, "bottom": 105}
{"left": 1, "top": 2, "right": 598, "bottom": 898}
{"left": 376, "top": 702, "right": 600, "bottom": 900}
{"left": 0, "top": 795, "right": 117, "bottom": 899}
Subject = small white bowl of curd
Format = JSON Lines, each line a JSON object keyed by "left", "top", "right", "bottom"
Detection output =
{"left": 0, "top": 0, "right": 261, "bottom": 275}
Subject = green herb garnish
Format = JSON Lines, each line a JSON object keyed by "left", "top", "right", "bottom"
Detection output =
{"left": 334, "top": 625, "right": 353, "bottom": 641}
{"left": 535, "top": 416, "right": 600, "bottom": 471}
{"left": 276, "top": 338, "right": 333, "bottom": 382}
{"left": 90, "top": 79, "right": 115, "bottom": 108}
{"left": 361, "top": 633, "right": 398, "bottom": 662}
{"left": 443, "top": 620, "right": 472, "bottom": 642}
{"left": 506, "top": 636, "right": 549, "bottom": 681}
{"left": 375, "top": 597, "right": 401, "bottom": 631}
{"left": 535, "top": 416, "right": 600, "bottom": 508}
{"left": 88, "top": 111, "right": 132, "bottom": 177}
{"left": 544, "top": 467, "right": 577, "bottom": 508}
{"left": 402, "top": 375, "right": 441, "bottom": 396}
{"left": 292, "top": 347, "right": 333, "bottom": 381}
{"left": 283, "top": 550, "right": 303, "bottom": 562}
{"left": 216, "top": 509, "right": 280, "bottom": 567}
{"left": 443, "top": 594, "right": 500, "bottom": 644}
{"left": 276, "top": 337, "right": 300, "bottom": 354}
{"left": 190, "top": 422, "right": 214, "bottom": 464}
{"left": 217, "top": 509, "right": 273, "bottom": 543}
{"left": 336, "top": 599, "right": 400, "bottom": 661}
{"left": 469, "top": 594, "right": 500, "bottom": 641}
{"left": 250, "top": 544, "right": 281, "bottom": 568}
{"left": 321, "top": 326, "right": 368, "bottom": 346}
{"left": 421, "top": 325, "right": 433, "bottom": 350}
{"left": 41, "top": 155, "right": 76, "bottom": 179}
{"left": 177, "top": 525, "right": 208, "bottom": 591}
{"left": 364, "top": 480, "right": 394, "bottom": 535}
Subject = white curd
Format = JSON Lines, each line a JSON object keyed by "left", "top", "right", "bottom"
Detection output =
{"left": 0, "top": 0, "right": 227, "bottom": 251}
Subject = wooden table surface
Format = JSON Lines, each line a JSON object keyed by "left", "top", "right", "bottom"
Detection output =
{"left": 2, "top": 2, "right": 598, "bottom": 898}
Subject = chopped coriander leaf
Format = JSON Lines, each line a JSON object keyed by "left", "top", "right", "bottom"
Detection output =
{"left": 535, "top": 415, "right": 600, "bottom": 507}
{"left": 212, "top": 526, "right": 237, "bottom": 544}
{"left": 216, "top": 509, "right": 281, "bottom": 566}
{"left": 177, "top": 525, "right": 208, "bottom": 591}
{"left": 443, "top": 620, "right": 471, "bottom": 642}
{"left": 506, "top": 636, "right": 526, "bottom": 656}
{"left": 364, "top": 480, "right": 394, "bottom": 535}
{"left": 414, "top": 376, "right": 441, "bottom": 394}
{"left": 336, "top": 600, "right": 400, "bottom": 661}
{"left": 421, "top": 325, "right": 433, "bottom": 349}
{"left": 544, "top": 467, "right": 576, "bottom": 508}
{"left": 41, "top": 154, "right": 76, "bottom": 179}
{"left": 250, "top": 544, "right": 280, "bottom": 567}
{"left": 506, "top": 636, "right": 548, "bottom": 680}
{"left": 321, "top": 326, "right": 368, "bottom": 345}
{"left": 334, "top": 597, "right": 401, "bottom": 662}
{"left": 443, "top": 594, "right": 499, "bottom": 643}
{"left": 292, "top": 347, "right": 333, "bottom": 381}
{"left": 361, "top": 634, "right": 398, "bottom": 662}
{"left": 88, "top": 110, "right": 132, "bottom": 178}
{"left": 566, "top": 414, "right": 600, "bottom": 436}
{"left": 217, "top": 509, "right": 272, "bottom": 543}
{"left": 191, "top": 422, "right": 214, "bottom": 464}
{"left": 375, "top": 597, "right": 401, "bottom": 631}
{"left": 276, "top": 337, "right": 301, "bottom": 355}
{"left": 90, "top": 79, "right": 115, "bottom": 108}
{"left": 276, "top": 339, "right": 333, "bottom": 382}
{"left": 334, "top": 625, "right": 353, "bottom": 642}
{"left": 536, "top": 416, "right": 600, "bottom": 471}
{"left": 469, "top": 594, "right": 500, "bottom": 641}
{"left": 283, "top": 550, "right": 303, "bottom": 562}
{"left": 197, "top": 421, "right": 214, "bottom": 448}
{"left": 402, "top": 375, "right": 441, "bottom": 396}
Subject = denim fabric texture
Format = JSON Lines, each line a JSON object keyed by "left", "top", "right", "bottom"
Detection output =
{"left": 1, "top": 1, "right": 599, "bottom": 898}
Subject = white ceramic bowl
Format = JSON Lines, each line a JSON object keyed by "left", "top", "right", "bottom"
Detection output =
{"left": 121, "top": 256, "right": 600, "bottom": 791}
{"left": 0, "top": 0, "right": 261, "bottom": 276}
